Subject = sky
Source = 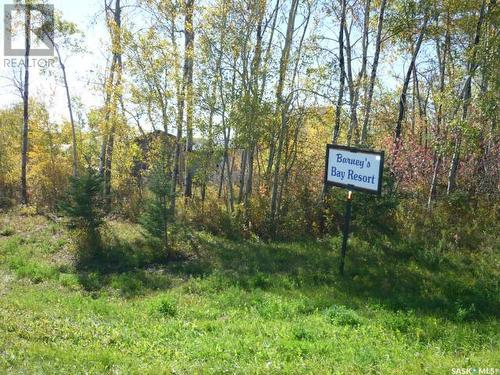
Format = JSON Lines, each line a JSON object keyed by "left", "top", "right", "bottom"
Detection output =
{"left": 0, "top": 0, "right": 108, "bottom": 123}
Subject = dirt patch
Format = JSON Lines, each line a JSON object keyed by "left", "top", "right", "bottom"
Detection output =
{"left": 0, "top": 269, "right": 14, "bottom": 297}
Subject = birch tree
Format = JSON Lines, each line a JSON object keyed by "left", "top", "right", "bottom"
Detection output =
{"left": 20, "top": 3, "right": 31, "bottom": 204}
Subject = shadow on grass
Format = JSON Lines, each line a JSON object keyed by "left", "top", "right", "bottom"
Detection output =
{"left": 72, "top": 226, "right": 499, "bottom": 319}
{"left": 343, "top": 237, "right": 499, "bottom": 321}
{"left": 167, "top": 234, "right": 499, "bottom": 321}
{"left": 74, "top": 232, "right": 175, "bottom": 297}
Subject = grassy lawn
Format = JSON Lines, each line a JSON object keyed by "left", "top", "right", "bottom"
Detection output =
{"left": 0, "top": 212, "right": 498, "bottom": 374}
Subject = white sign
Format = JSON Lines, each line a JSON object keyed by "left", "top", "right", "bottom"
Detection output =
{"left": 325, "top": 145, "right": 384, "bottom": 195}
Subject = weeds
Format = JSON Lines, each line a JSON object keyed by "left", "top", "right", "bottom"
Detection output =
{"left": 0, "top": 212, "right": 498, "bottom": 373}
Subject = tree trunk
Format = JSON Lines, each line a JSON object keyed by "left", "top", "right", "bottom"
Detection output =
{"left": 104, "top": 67, "right": 122, "bottom": 211}
{"left": 55, "top": 43, "right": 78, "bottom": 177}
{"left": 244, "top": 146, "right": 254, "bottom": 206}
{"left": 259, "top": 0, "right": 280, "bottom": 99}
{"left": 218, "top": 156, "right": 225, "bottom": 199}
{"left": 183, "top": 0, "right": 195, "bottom": 198}
{"left": 447, "top": 0, "right": 486, "bottom": 194}
{"left": 244, "top": 5, "right": 265, "bottom": 206}
{"left": 361, "top": 0, "right": 387, "bottom": 144}
{"left": 98, "top": 53, "right": 117, "bottom": 177}
{"left": 170, "top": 15, "right": 185, "bottom": 215}
{"left": 218, "top": 45, "right": 234, "bottom": 212}
{"left": 270, "top": 0, "right": 299, "bottom": 229}
{"left": 427, "top": 156, "right": 441, "bottom": 208}
{"left": 427, "top": 13, "right": 450, "bottom": 208}
{"left": 42, "top": 24, "right": 79, "bottom": 178}
{"left": 21, "top": 5, "right": 31, "bottom": 205}
{"left": 226, "top": 152, "right": 235, "bottom": 211}
{"left": 333, "top": 0, "right": 346, "bottom": 144}
{"left": 101, "top": 0, "right": 122, "bottom": 210}
{"left": 411, "top": 57, "right": 417, "bottom": 136}
{"left": 344, "top": 23, "right": 359, "bottom": 145}
{"left": 359, "top": 0, "right": 371, "bottom": 97}
{"left": 394, "top": 14, "right": 429, "bottom": 144}
{"left": 170, "top": 86, "right": 184, "bottom": 214}
{"left": 261, "top": 0, "right": 280, "bottom": 181}
{"left": 348, "top": 0, "right": 371, "bottom": 146}
{"left": 223, "top": 142, "right": 234, "bottom": 212}
{"left": 238, "top": 149, "right": 247, "bottom": 204}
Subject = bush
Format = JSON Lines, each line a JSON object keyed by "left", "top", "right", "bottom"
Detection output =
{"left": 0, "top": 227, "right": 15, "bottom": 236}
{"left": 59, "top": 273, "right": 80, "bottom": 290}
{"left": 157, "top": 297, "right": 177, "bottom": 317}
{"left": 9, "top": 256, "right": 59, "bottom": 283}
{"left": 186, "top": 199, "right": 245, "bottom": 240}
{"left": 110, "top": 273, "right": 144, "bottom": 297}
{"left": 79, "top": 272, "right": 103, "bottom": 291}
{"left": 324, "top": 305, "right": 363, "bottom": 326}
{"left": 139, "top": 149, "right": 172, "bottom": 260}
{"left": 59, "top": 169, "right": 105, "bottom": 265}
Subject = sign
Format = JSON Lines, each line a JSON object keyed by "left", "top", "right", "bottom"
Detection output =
{"left": 324, "top": 144, "right": 384, "bottom": 195}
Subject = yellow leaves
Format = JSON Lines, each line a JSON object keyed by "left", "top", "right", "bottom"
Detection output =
{"left": 25, "top": 114, "right": 72, "bottom": 209}
{"left": 0, "top": 107, "right": 21, "bottom": 187}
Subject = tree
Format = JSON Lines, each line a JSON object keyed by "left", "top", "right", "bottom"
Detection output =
{"left": 333, "top": 0, "right": 346, "bottom": 144}
{"left": 183, "top": 0, "right": 195, "bottom": 199}
{"left": 140, "top": 145, "right": 172, "bottom": 259}
{"left": 60, "top": 168, "right": 105, "bottom": 263}
{"left": 0, "top": 106, "right": 22, "bottom": 207}
{"left": 42, "top": 17, "right": 82, "bottom": 178}
{"left": 20, "top": 2, "right": 31, "bottom": 204}
{"left": 269, "top": 0, "right": 300, "bottom": 229}
{"left": 99, "top": 0, "right": 124, "bottom": 210}
{"left": 447, "top": 0, "right": 487, "bottom": 194}
{"left": 394, "top": 10, "right": 429, "bottom": 146}
{"left": 361, "top": 0, "right": 388, "bottom": 144}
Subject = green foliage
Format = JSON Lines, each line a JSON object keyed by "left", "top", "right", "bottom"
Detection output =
{"left": 324, "top": 305, "right": 364, "bottom": 326}
{"left": 140, "top": 196, "right": 170, "bottom": 242}
{"left": 0, "top": 212, "right": 498, "bottom": 373}
{"left": 78, "top": 271, "right": 104, "bottom": 291}
{"left": 60, "top": 169, "right": 104, "bottom": 232}
{"left": 139, "top": 149, "right": 172, "bottom": 257}
{"left": 187, "top": 199, "right": 246, "bottom": 240}
{"left": 156, "top": 297, "right": 178, "bottom": 317}
{"left": 0, "top": 227, "right": 15, "bottom": 237}
{"left": 8, "top": 256, "right": 59, "bottom": 283}
{"left": 400, "top": 196, "right": 498, "bottom": 254}
{"left": 58, "top": 273, "right": 80, "bottom": 290}
{"left": 109, "top": 273, "right": 145, "bottom": 297}
{"left": 59, "top": 169, "right": 105, "bottom": 263}
{"left": 0, "top": 106, "right": 21, "bottom": 208}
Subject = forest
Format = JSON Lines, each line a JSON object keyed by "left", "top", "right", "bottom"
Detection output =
{"left": 0, "top": 0, "right": 498, "bottom": 373}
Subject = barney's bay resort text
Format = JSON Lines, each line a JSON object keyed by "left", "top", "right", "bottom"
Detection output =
{"left": 330, "top": 153, "right": 376, "bottom": 184}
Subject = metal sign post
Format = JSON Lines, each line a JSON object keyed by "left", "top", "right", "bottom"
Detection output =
{"left": 339, "top": 190, "right": 352, "bottom": 276}
{"left": 324, "top": 144, "right": 384, "bottom": 275}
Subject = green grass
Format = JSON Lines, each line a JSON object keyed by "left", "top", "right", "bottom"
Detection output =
{"left": 0, "top": 212, "right": 498, "bottom": 374}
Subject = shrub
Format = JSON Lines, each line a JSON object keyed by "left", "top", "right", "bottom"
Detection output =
{"left": 139, "top": 149, "right": 172, "bottom": 260}
{"left": 59, "top": 168, "right": 105, "bottom": 265}
{"left": 59, "top": 273, "right": 80, "bottom": 290}
{"left": 324, "top": 305, "right": 363, "bottom": 326}
{"left": 157, "top": 297, "right": 177, "bottom": 317}
{"left": 9, "top": 257, "right": 58, "bottom": 283}
{"left": 79, "top": 271, "right": 103, "bottom": 291}
{"left": 110, "top": 273, "right": 144, "bottom": 297}
{"left": 0, "top": 227, "right": 15, "bottom": 236}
